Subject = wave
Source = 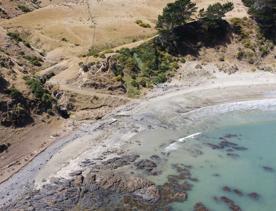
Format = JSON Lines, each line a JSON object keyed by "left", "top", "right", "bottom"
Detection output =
{"left": 164, "top": 132, "right": 201, "bottom": 152}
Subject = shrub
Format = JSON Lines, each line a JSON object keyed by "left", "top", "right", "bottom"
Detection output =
{"left": 9, "top": 86, "right": 22, "bottom": 100}
{"left": 7, "top": 32, "right": 32, "bottom": 48}
{"left": 7, "top": 32, "right": 23, "bottom": 42}
{"left": 111, "top": 41, "right": 178, "bottom": 97}
{"left": 17, "top": 4, "right": 31, "bottom": 13}
{"left": 24, "top": 76, "right": 53, "bottom": 108}
{"left": 23, "top": 55, "right": 43, "bottom": 66}
{"left": 135, "top": 20, "right": 151, "bottom": 28}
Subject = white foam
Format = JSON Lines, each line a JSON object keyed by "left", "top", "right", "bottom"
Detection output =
{"left": 164, "top": 132, "right": 201, "bottom": 152}
{"left": 183, "top": 99, "right": 276, "bottom": 121}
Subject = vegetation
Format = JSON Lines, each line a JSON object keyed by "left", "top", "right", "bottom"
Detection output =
{"left": 112, "top": 42, "right": 178, "bottom": 97}
{"left": 231, "top": 17, "right": 274, "bottom": 63}
{"left": 155, "top": 1, "right": 233, "bottom": 54}
{"left": 242, "top": 0, "right": 276, "bottom": 41}
{"left": 17, "top": 4, "right": 31, "bottom": 13}
{"left": 86, "top": 47, "right": 100, "bottom": 57}
{"left": 156, "top": 0, "right": 197, "bottom": 32}
{"left": 24, "top": 76, "right": 54, "bottom": 109}
{"left": 23, "top": 55, "right": 43, "bottom": 66}
{"left": 135, "top": 20, "right": 151, "bottom": 28}
{"left": 199, "top": 2, "right": 234, "bottom": 28}
{"left": 7, "top": 32, "right": 32, "bottom": 48}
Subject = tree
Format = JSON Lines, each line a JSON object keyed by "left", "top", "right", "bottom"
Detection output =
{"left": 199, "top": 2, "right": 234, "bottom": 28}
{"left": 245, "top": 0, "right": 276, "bottom": 41}
{"left": 156, "top": 0, "right": 197, "bottom": 32}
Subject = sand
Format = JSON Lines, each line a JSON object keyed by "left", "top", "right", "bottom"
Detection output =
{"left": 1, "top": 66, "right": 276, "bottom": 207}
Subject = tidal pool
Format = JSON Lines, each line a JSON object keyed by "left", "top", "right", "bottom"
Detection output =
{"left": 128, "top": 100, "right": 276, "bottom": 210}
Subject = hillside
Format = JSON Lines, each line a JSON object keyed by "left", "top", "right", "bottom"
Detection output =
{"left": 0, "top": 0, "right": 275, "bottom": 186}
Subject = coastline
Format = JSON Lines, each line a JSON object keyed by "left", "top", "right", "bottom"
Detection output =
{"left": 1, "top": 69, "right": 276, "bottom": 207}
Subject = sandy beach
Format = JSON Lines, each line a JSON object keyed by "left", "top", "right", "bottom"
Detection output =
{"left": 1, "top": 64, "right": 276, "bottom": 207}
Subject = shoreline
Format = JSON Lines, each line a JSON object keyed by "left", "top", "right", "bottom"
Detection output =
{"left": 1, "top": 70, "right": 276, "bottom": 207}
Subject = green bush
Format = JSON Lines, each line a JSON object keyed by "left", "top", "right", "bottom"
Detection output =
{"left": 7, "top": 32, "right": 23, "bottom": 42}
{"left": 24, "top": 76, "right": 53, "bottom": 108}
{"left": 17, "top": 4, "right": 31, "bottom": 13}
{"left": 23, "top": 55, "right": 43, "bottom": 66}
{"left": 112, "top": 41, "right": 178, "bottom": 96}
{"left": 9, "top": 86, "right": 22, "bottom": 100}
{"left": 7, "top": 32, "right": 32, "bottom": 48}
{"left": 135, "top": 20, "right": 151, "bottom": 28}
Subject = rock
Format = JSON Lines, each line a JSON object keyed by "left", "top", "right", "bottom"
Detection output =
{"left": 220, "top": 196, "right": 241, "bottom": 211}
{"left": 0, "top": 143, "right": 9, "bottom": 153}
{"left": 262, "top": 166, "right": 274, "bottom": 172}
{"left": 150, "top": 155, "right": 161, "bottom": 163}
{"left": 69, "top": 170, "right": 82, "bottom": 177}
{"left": 248, "top": 192, "right": 260, "bottom": 200}
{"left": 133, "top": 185, "right": 160, "bottom": 203}
{"left": 223, "top": 186, "right": 232, "bottom": 192}
{"left": 233, "top": 189, "right": 243, "bottom": 196}
{"left": 102, "top": 155, "right": 140, "bottom": 169}
{"left": 73, "top": 175, "right": 84, "bottom": 187}
{"left": 135, "top": 159, "right": 157, "bottom": 173}
{"left": 227, "top": 153, "right": 240, "bottom": 158}
{"left": 160, "top": 182, "right": 187, "bottom": 203}
{"left": 194, "top": 202, "right": 209, "bottom": 211}
{"left": 195, "top": 64, "right": 202, "bottom": 69}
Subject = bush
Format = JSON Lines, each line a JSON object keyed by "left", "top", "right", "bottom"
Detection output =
{"left": 23, "top": 55, "right": 43, "bottom": 66}
{"left": 24, "top": 76, "right": 53, "bottom": 108}
{"left": 8, "top": 86, "right": 22, "bottom": 100}
{"left": 17, "top": 4, "right": 31, "bottom": 13}
{"left": 7, "top": 32, "right": 23, "bottom": 42}
{"left": 112, "top": 41, "right": 177, "bottom": 96}
{"left": 7, "top": 31, "right": 32, "bottom": 48}
{"left": 135, "top": 20, "right": 151, "bottom": 28}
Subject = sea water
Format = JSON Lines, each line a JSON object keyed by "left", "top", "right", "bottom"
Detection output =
{"left": 129, "top": 101, "right": 276, "bottom": 210}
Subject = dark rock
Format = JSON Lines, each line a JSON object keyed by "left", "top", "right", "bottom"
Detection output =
{"left": 227, "top": 153, "right": 240, "bottom": 158}
{"left": 233, "top": 189, "right": 243, "bottom": 196}
{"left": 194, "top": 202, "right": 210, "bottom": 211}
{"left": 0, "top": 143, "right": 10, "bottom": 153}
{"left": 248, "top": 192, "right": 261, "bottom": 200}
{"left": 223, "top": 186, "right": 232, "bottom": 192}
{"left": 102, "top": 155, "right": 140, "bottom": 169}
{"left": 150, "top": 155, "right": 161, "bottom": 163}
{"left": 262, "top": 166, "right": 274, "bottom": 172}
{"left": 220, "top": 196, "right": 241, "bottom": 211}
{"left": 135, "top": 159, "right": 157, "bottom": 173}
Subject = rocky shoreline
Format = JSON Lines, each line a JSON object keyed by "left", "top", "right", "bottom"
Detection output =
{"left": 3, "top": 154, "right": 199, "bottom": 210}
{"left": 1, "top": 77, "right": 276, "bottom": 210}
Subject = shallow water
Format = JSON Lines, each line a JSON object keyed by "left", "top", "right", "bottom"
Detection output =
{"left": 129, "top": 101, "right": 276, "bottom": 210}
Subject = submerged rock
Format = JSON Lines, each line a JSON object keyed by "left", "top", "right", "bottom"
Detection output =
{"left": 248, "top": 192, "right": 261, "bottom": 201}
{"left": 135, "top": 159, "right": 158, "bottom": 174}
{"left": 262, "top": 166, "right": 274, "bottom": 173}
{"left": 102, "top": 154, "right": 140, "bottom": 169}
{"left": 194, "top": 202, "right": 210, "bottom": 211}
{"left": 219, "top": 196, "right": 241, "bottom": 211}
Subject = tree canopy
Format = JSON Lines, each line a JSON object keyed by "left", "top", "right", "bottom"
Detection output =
{"left": 199, "top": 2, "right": 234, "bottom": 27}
{"left": 156, "top": 0, "right": 197, "bottom": 32}
{"left": 243, "top": 0, "right": 276, "bottom": 41}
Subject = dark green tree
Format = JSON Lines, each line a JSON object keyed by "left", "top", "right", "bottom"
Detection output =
{"left": 199, "top": 2, "right": 234, "bottom": 28}
{"left": 156, "top": 0, "right": 197, "bottom": 32}
{"left": 244, "top": 0, "right": 276, "bottom": 41}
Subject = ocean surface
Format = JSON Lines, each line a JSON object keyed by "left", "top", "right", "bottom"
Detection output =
{"left": 129, "top": 100, "right": 276, "bottom": 210}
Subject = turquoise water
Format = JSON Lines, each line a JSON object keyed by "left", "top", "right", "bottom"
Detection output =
{"left": 130, "top": 105, "right": 276, "bottom": 210}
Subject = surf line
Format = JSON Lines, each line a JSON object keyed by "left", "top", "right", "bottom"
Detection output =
{"left": 164, "top": 132, "right": 202, "bottom": 152}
